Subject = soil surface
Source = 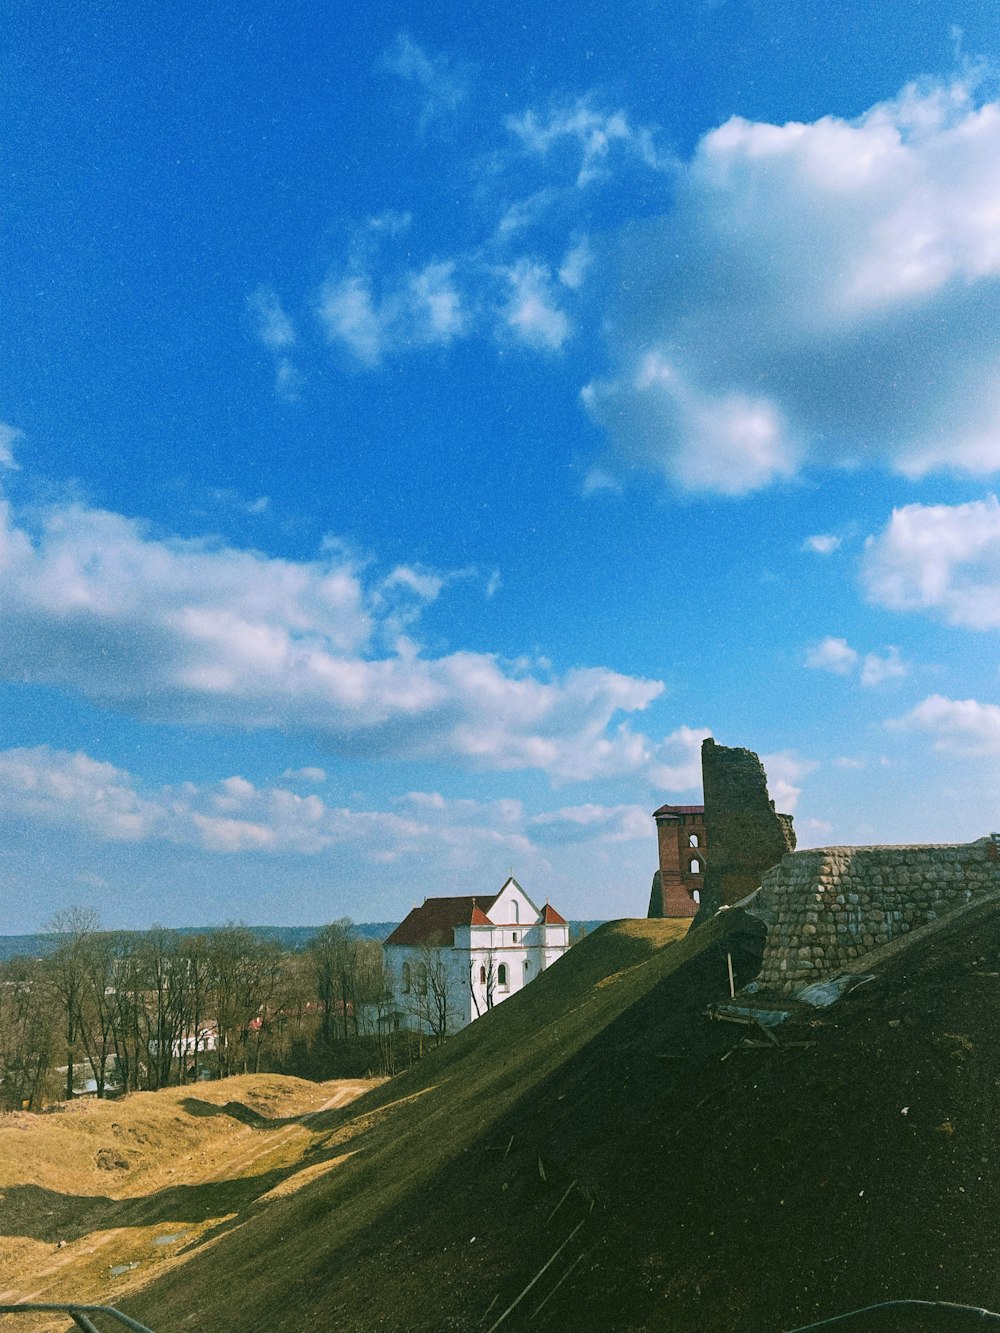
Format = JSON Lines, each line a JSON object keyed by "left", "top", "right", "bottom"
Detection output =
{"left": 7, "top": 905, "right": 1000, "bottom": 1333}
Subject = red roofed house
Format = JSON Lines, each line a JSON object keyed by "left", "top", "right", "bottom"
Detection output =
{"left": 384, "top": 876, "right": 569, "bottom": 1036}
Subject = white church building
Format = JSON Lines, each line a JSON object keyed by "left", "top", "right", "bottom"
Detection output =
{"left": 383, "top": 877, "right": 570, "bottom": 1036}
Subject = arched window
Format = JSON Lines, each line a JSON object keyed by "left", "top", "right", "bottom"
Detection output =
{"left": 512, "top": 932, "right": 519, "bottom": 944}
{"left": 512, "top": 901, "right": 519, "bottom": 923}
{"left": 479, "top": 964, "right": 486, "bottom": 985}
{"left": 416, "top": 962, "right": 428, "bottom": 995}
{"left": 690, "top": 859, "right": 701, "bottom": 874}
{"left": 693, "top": 890, "right": 701, "bottom": 905}
{"left": 497, "top": 963, "right": 508, "bottom": 991}
{"left": 689, "top": 833, "right": 700, "bottom": 847}
{"left": 401, "top": 962, "right": 411, "bottom": 994}
{"left": 523, "top": 961, "right": 531, "bottom": 982}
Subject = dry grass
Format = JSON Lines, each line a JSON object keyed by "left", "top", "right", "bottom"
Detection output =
{"left": 0, "top": 1075, "right": 378, "bottom": 1330}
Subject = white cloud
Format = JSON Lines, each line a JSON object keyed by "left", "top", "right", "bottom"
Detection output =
{"left": 760, "top": 750, "right": 818, "bottom": 814}
{"left": 310, "top": 91, "right": 669, "bottom": 370}
{"left": 273, "top": 358, "right": 303, "bottom": 402}
{"left": 0, "top": 479, "right": 694, "bottom": 784}
{"left": 802, "top": 533, "right": 841, "bottom": 555}
{"left": 796, "top": 816, "right": 835, "bottom": 845}
{"left": 368, "top": 210, "right": 413, "bottom": 238}
{"left": 0, "top": 746, "right": 164, "bottom": 842}
{"left": 860, "top": 646, "right": 909, "bottom": 687}
{"left": 805, "top": 635, "right": 910, "bottom": 686}
{"left": 503, "top": 260, "right": 570, "bottom": 350}
{"left": 282, "top": 766, "right": 327, "bottom": 784}
{"left": 0, "top": 746, "right": 397, "bottom": 855}
{"left": 558, "top": 238, "right": 592, "bottom": 290}
{"left": 0, "top": 424, "right": 22, "bottom": 470}
{"left": 248, "top": 288, "right": 296, "bottom": 349}
{"left": 248, "top": 290, "right": 303, "bottom": 399}
{"left": 529, "top": 803, "right": 652, "bottom": 845}
{"left": 805, "top": 636, "right": 859, "bottom": 674}
{"left": 409, "top": 261, "right": 466, "bottom": 341}
{"left": 863, "top": 495, "right": 1000, "bottom": 628}
{"left": 585, "top": 77, "right": 1000, "bottom": 493}
{"left": 318, "top": 274, "right": 385, "bottom": 367}
{"left": 888, "top": 694, "right": 1000, "bottom": 754}
{"left": 384, "top": 34, "right": 467, "bottom": 130}
{"left": 504, "top": 100, "right": 668, "bottom": 187}
{"left": 0, "top": 747, "right": 661, "bottom": 877}
{"left": 318, "top": 260, "right": 466, "bottom": 366}
{"left": 646, "top": 725, "right": 711, "bottom": 791}
{"left": 581, "top": 467, "right": 624, "bottom": 496}
{"left": 584, "top": 352, "right": 797, "bottom": 495}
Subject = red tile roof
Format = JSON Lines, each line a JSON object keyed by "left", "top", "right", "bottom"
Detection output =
{"left": 652, "top": 804, "right": 705, "bottom": 819}
{"left": 541, "top": 903, "right": 567, "bottom": 925}
{"left": 384, "top": 894, "right": 500, "bottom": 947}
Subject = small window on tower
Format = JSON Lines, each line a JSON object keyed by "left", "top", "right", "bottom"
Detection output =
{"left": 689, "top": 833, "right": 699, "bottom": 847}
{"left": 690, "top": 859, "right": 701, "bottom": 874}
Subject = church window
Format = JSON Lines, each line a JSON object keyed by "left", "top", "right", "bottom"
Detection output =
{"left": 689, "top": 833, "right": 700, "bottom": 847}
{"left": 401, "top": 963, "right": 411, "bottom": 994}
{"left": 479, "top": 965, "right": 486, "bottom": 985}
{"left": 498, "top": 963, "right": 508, "bottom": 991}
{"left": 690, "top": 859, "right": 701, "bottom": 874}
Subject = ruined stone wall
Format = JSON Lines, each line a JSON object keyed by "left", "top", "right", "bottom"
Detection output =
{"left": 756, "top": 837, "right": 1000, "bottom": 993}
{"left": 698, "top": 739, "right": 796, "bottom": 920}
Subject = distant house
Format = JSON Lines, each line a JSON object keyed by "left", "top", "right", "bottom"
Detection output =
{"left": 383, "top": 877, "right": 569, "bottom": 1037}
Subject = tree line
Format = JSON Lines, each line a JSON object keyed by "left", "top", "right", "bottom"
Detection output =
{"left": 0, "top": 908, "right": 409, "bottom": 1111}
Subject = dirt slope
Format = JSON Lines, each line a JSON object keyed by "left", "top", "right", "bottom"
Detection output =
{"left": 119, "top": 914, "right": 746, "bottom": 1331}
{"left": 9, "top": 903, "right": 999, "bottom": 1332}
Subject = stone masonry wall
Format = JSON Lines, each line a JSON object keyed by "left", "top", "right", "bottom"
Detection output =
{"left": 755, "top": 837, "right": 1000, "bottom": 993}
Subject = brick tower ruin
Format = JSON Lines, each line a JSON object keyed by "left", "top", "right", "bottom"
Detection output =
{"left": 648, "top": 738, "right": 796, "bottom": 921}
{"left": 647, "top": 805, "right": 707, "bottom": 919}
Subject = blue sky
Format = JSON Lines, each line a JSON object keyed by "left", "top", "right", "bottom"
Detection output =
{"left": 4, "top": 1, "right": 1000, "bottom": 931}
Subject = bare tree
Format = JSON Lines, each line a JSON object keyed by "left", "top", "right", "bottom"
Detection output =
{"left": 0, "top": 956, "right": 57, "bottom": 1110}
{"left": 74, "top": 930, "right": 120, "bottom": 1098}
{"left": 469, "top": 951, "right": 497, "bottom": 1018}
{"left": 408, "top": 947, "right": 450, "bottom": 1047}
{"left": 209, "top": 928, "right": 282, "bottom": 1077}
{"left": 46, "top": 906, "right": 101, "bottom": 1100}
{"left": 109, "top": 934, "right": 146, "bottom": 1093}
{"left": 309, "top": 920, "right": 360, "bottom": 1044}
{"left": 179, "top": 933, "right": 212, "bottom": 1084}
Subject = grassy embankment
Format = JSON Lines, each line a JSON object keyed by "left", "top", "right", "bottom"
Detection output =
{"left": 1, "top": 915, "right": 706, "bottom": 1330}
